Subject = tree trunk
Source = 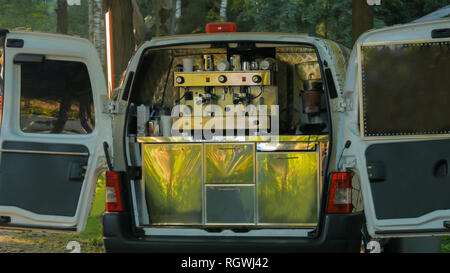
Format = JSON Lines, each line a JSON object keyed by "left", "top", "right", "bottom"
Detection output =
{"left": 89, "top": 0, "right": 105, "bottom": 66}
{"left": 174, "top": 0, "right": 181, "bottom": 33}
{"left": 220, "top": 0, "right": 227, "bottom": 21}
{"left": 56, "top": 0, "right": 68, "bottom": 34}
{"left": 103, "top": 0, "right": 136, "bottom": 88}
{"left": 152, "top": 0, "right": 175, "bottom": 36}
{"left": 131, "top": 0, "right": 149, "bottom": 46}
{"left": 175, "top": 0, "right": 181, "bottom": 19}
{"left": 352, "top": 0, "right": 374, "bottom": 46}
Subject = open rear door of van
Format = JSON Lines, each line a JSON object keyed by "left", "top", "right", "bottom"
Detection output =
{"left": 0, "top": 31, "right": 112, "bottom": 232}
{"left": 343, "top": 19, "right": 450, "bottom": 237}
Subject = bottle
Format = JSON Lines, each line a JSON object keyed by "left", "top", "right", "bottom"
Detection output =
{"left": 137, "top": 104, "right": 149, "bottom": 137}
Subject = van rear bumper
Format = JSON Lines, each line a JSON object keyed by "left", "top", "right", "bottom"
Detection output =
{"left": 102, "top": 212, "right": 364, "bottom": 253}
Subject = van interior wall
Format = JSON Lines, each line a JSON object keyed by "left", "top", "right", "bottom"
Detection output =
{"left": 130, "top": 45, "right": 327, "bottom": 135}
{"left": 125, "top": 44, "right": 331, "bottom": 229}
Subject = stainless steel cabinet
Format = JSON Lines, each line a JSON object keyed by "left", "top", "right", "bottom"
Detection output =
{"left": 142, "top": 144, "right": 203, "bottom": 225}
{"left": 141, "top": 140, "right": 322, "bottom": 227}
{"left": 205, "top": 143, "right": 254, "bottom": 184}
{"left": 256, "top": 151, "right": 319, "bottom": 226}
{"left": 205, "top": 185, "right": 255, "bottom": 224}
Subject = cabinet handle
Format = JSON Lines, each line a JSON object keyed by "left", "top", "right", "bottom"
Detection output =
{"left": 275, "top": 157, "right": 298, "bottom": 160}
{"left": 160, "top": 147, "right": 184, "bottom": 151}
{"left": 218, "top": 147, "right": 244, "bottom": 153}
{"left": 216, "top": 187, "right": 240, "bottom": 192}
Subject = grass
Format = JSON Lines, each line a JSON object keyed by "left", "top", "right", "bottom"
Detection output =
{"left": 74, "top": 172, "right": 106, "bottom": 252}
{"left": 442, "top": 236, "right": 450, "bottom": 253}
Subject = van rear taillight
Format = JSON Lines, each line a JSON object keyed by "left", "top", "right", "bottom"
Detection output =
{"left": 328, "top": 172, "right": 353, "bottom": 214}
{"left": 106, "top": 171, "right": 123, "bottom": 212}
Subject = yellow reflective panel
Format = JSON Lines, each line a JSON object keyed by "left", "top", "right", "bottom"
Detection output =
{"left": 205, "top": 143, "right": 254, "bottom": 184}
{"left": 257, "top": 152, "right": 318, "bottom": 226}
{"left": 143, "top": 144, "right": 202, "bottom": 225}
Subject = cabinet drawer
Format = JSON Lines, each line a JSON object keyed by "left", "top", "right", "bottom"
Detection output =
{"left": 142, "top": 144, "right": 202, "bottom": 225}
{"left": 206, "top": 185, "right": 255, "bottom": 224}
{"left": 257, "top": 152, "right": 319, "bottom": 225}
{"left": 205, "top": 143, "right": 254, "bottom": 184}
{"left": 256, "top": 142, "right": 317, "bottom": 152}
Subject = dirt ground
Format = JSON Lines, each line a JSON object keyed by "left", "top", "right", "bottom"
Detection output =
{"left": 0, "top": 228, "right": 104, "bottom": 253}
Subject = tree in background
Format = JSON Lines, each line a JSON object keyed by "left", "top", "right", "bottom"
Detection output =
{"left": 229, "top": 0, "right": 353, "bottom": 45}
{"left": 103, "top": 0, "right": 136, "bottom": 88}
{"left": 352, "top": 0, "right": 373, "bottom": 45}
{"left": 152, "top": 0, "right": 176, "bottom": 36}
{"left": 0, "top": 0, "right": 55, "bottom": 32}
{"left": 0, "top": 0, "right": 449, "bottom": 49}
{"left": 375, "top": 0, "right": 450, "bottom": 27}
{"left": 56, "top": 0, "right": 69, "bottom": 34}
{"left": 68, "top": 0, "right": 89, "bottom": 38}
{"left": 176, "top": 0, "right": 219, "bottom": 34}
{"left": 89, "top": 0, "right": 105, "bottom": 64}
{"left": 220, "top": 0, "right": 228, "bottom": 20}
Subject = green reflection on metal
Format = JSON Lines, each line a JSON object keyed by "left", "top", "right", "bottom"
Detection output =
{"left": 205, "top": 143, "right": 254, "bottom": 184}
{"left": 257, "top": 152, "right": 318, "bottom": 225}
{"left": 137, "top": 135, "right": 329, "bottom": 143}
{"left": 143, "top": 144, "right": 202, "bottom": 225}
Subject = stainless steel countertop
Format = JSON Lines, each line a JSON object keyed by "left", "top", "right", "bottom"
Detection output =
{"left": 136, "top": 135, "right": 329, "bottom": 143}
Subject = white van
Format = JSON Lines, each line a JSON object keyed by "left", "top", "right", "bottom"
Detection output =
{"left": 0, "top": 19, "right": 449, "bottom": 252}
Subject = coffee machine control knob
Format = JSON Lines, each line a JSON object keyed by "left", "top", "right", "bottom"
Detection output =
{"left": 218, "top": 75, "right": 227, "bottom": 83}
{"left": 252, "top": 75, "right": 262, "bottom": 84}
{"left": 176, "top": 76, "right": 185, "bottom": 84}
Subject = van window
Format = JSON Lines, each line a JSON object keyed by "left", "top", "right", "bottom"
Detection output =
{"left": 360, "top": 41, "right": 450, "bottom": 137}
{"left": 20, "top": 60, "right": 95, "bottom": 134}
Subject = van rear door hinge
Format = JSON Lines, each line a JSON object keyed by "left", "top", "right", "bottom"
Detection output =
{"left": 103, "top": 100, "right": 122, "bottom": 115}
{"left": 335, "top": 97, "right": 353, "bottom": 113}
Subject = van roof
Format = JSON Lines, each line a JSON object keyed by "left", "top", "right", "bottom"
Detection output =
{"left": 143, "top": 32, "right": 318, "bottom": 48}
{"left": 152, "top": 32, "right": 309, "bottom": 41}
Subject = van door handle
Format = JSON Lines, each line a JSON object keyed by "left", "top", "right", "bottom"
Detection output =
{"left": 432, "top": 28, "right": 450, "bottom": 39}
{"left": 433, "top": 159, "right": 448, "bottom": 178}
{"left": 367, "top": 162, "right": 386, "bottom": 182}
{"left": 68, "top": 162, "right": 86, "bottom": 182}
{"left": 0, "top": 216, "right": 11, "bottom": 224}
{"left": 6, "top": 38, "right": 24, "bottom": 48}
{"left": 444, "top": 221, "right": 450, "bottom": 229}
